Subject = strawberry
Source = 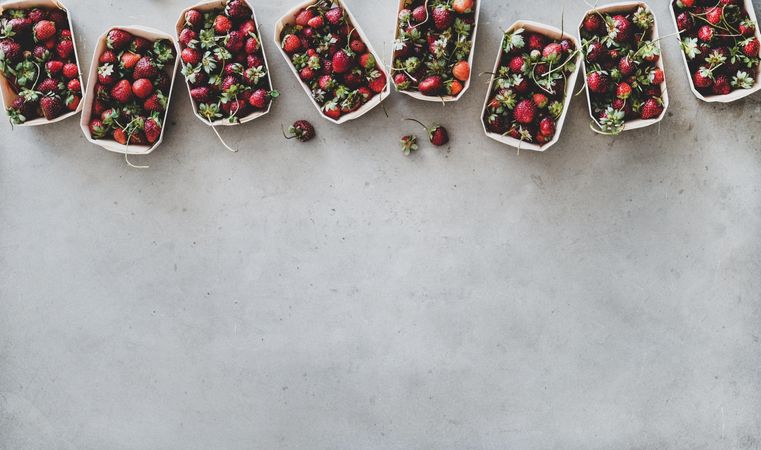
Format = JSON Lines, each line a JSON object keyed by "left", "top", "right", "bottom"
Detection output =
{"left": 618, "top": 56, "right": 635, "bottom": 76}
{"left": 539, "top": 117, "right": 555, "bottom": 137}
{"left": 62, "top": 63, "right": 78, "bottom": 80}
{"left": 113, "top": 128, "right": 128, "bottom": 145}
{"left": 89, "top": 119, "right": 108, "bottom": 139}
{"left": 133, "top": 57, "right": 158, "bottom": 80}
{"left": 418, "top": 75, "right": 443, "bottom": 96}
{"left": 248, "top": 88, "right": 271, "bottom": 109}
{"left": 245, "top": 36, "right": 259, "bottom": 54}
{"left": 610, "top": 15, "right": 632, "bottom": 42}
{"left": 0, "top": 40, "right": 22, "bottom": 63}
{"left": 359, "top": 53, "right": 376, "bottom": 70}
{"left": 225, "top": 0, "right": 251, "bottom": 20}
{"left": 307, "top": 16, "right": 324, "bottom": 28}
{"left": 616, "top": 82, "right": 632, "bottom": 99}
{"left": 332, "top": 50, "right": 354, "bottom": 74}
{"left": 513, "top": 99, "right": 536, "bottom": 124}
{"left": 185, "top": 9, "right": 203, "bottom": 29}
{"left": 325, "top": 7, "right": 344, "bottom": 25}
{"left": 587, "top": 71, "right": 609, "bottom": 94}
{"left": 111, "top": 79, "right": 133, "bottom": 103}
{"left": 56, "top": 39, "right": 74, "bottom": 59}
{"left": 742, "top": 37, "right": 760, "bottom": 58}
{"left": 508, "top": 55, "right": 526, "bottom": 73}
{"left": 181, "top": 47, "right": 201, "bottom": 65}
{"left": 712, "top": 75, "right": 731, "bottom": 95}
{"left": 130, "top": 37, "right": 150, "bottom": 54}
{"left": 528, "top": 34, "right": 545, "bottom": 51}
{"left": 143, "top": 93, "right": 166, "bottom": 113}
{"left": 432, "top": 6, "right": 454, "bottom": 30}
{"left": 706, "top": 7, "right": 723, "bottom": 25}
{"left": 33, "top": 20, "right": 56, "bottom": 42}
{"left": 412, "top": 6, "right": 428, "bottom": 23}
{"left": 368, "top": 71, "right": 386, "bottom": 93}
{"left": 214, "top": 15, "right": 233, "bottom": 35}
{"left": 99, "top": 50, "right": 117, "bottom": 64}
{"left": 282, "top": 120, "right": 316, "bottom": 142}
{"left": 98, "top": 64, "right": 116, "bottom": 85}
{"left": 107, "top": 29, "right": 132, "bottom": 50}
{"left": 282, "top": 34, "right": 301, "bottom": 54}
{"left": 65, "top": 94, "right": 80, "bottom": 111}
{"left": 38, "top": 78, "right": 62, "bottom": 94}
{"left": 120, "top": 51, "right": 140, "bottom": 70}
{"left": 739, "top": 20, "right": 756, "bottom": 37}
{"left": 583, "top": 14, "right": 603, "bottom": 33}
{"left": 179, "top": 28, "right": 197, "bottom": 47}
{"left": 452, "top": 0, "right": 474, "bottom": 14}
{"left": 28, "top": 8, "right": 47, "bottom": 23}
{"left": 323, "top": 101, "right": 341, "bottom": 120}
{"left": 452, "top": 61, "right": 470, "bottom": 81}
{"left": 45, "top": 60, "right": 63, "bottom": 76}
{"left": 532, "top": 93, "right": 548, "bottom": 108}
{"left": 67, "top": 78, "right": 81, "bottom": 92}
{"left": 350, "top": 40, "right": 366, "bottom": 53}
{"left": 225, "top": 31, "right": 244, "bottom": 53}
{"left": 640, "top": 98, "right": 663, "bottom": 120}
{"left": 190, "top": 86, "right": 211, "bottom": 103}
{"left": 144, "top": 117, "right": 162, "bottom": 144}
{"left": 542, "top": 43, "right": 563, "bottom": 63}
{"left": 698, "top": 25, "right": 714, "bottom": 42}
{"left": 649, "top": 68, "right": 664, "bottom": 85}
{"left": 693, "top": 67, "right": 713, "bottom": 88}
{"left": 132, "top": 79, "right": 154, "bottom": 99}
{"left": 40, "top": 95, "right": 63, "bottom": 119}
{"left": 295, "top": 9, "right": 314, "bottom": 26}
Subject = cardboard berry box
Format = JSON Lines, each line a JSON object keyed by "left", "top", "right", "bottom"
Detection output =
{"left": 481, "top": 20, "right": 581, "bottom": 152}
{"left": 274, "top": 0, "right": 391, "bottom": 124}
{"left": 176, "top": 0, "right": 274, "bottom": 127}
{"left": 670, "top": 0, "right": 761, "bottom": 103}
{"left": 0, "top": 0, "right": 84, "bottom": 126}
{"left": 79, "top": 26, "right": 180, "bottom": 155}
{"left": 578, "top": 1, "right": 669, "bottom": 133}
{"left": 390, "top": 0, "right": 481, "bottom": 102}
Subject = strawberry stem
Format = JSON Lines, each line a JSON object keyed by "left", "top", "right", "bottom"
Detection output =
{"left": 405, "top": 118, "right": 428, "bottom": 131}
{"left": 207, "top": 117, "right": 238, "bottom": 153}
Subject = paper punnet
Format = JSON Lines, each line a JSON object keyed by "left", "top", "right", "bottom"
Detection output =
{"left": 176, "top": 0, "right": 275, "bottom": 127}
{"left": 669, "top": 0, "right": 761, "bottom": 103}
{"left": 80, "top": 26, "right": 180, "bottom": 156}
{"left": 0, "top": 0, "right": 84, "bottom": 126}
{"left": 578, "top": 1, "right": 669, "bottom": 133}
{"left": 481, "top": 20, "right": 581, "bottom": 152}
{"left": 390, "top": 0, "right": 481, "bottom": 102}
{"left": 274, "top": 0, "right": 390, "bottom": 124}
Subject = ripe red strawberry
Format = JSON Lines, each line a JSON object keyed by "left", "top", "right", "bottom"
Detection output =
{"left": 8, "top": 17, "right": 32, "bottom": 34}
{"left": 0, "top": 40, "right": 22, "bottom": 63}
{"left": 143, "top": 93, "right": 166, "bottom": 113}
{"left": 698, "top": 25, "right": 714, "bottom": 42}
{"left": 539, "top": 117, "right": 555, "bottom": 137}
{"left": 33, "top": 20, "right": 56, "bottom": 42}
{"left": 107, "top": 29, "right": 132, "bottom": 50}
{"left": 585, "top": 41, "right": 604, "bottom": 62}
{"left": 190, "top": 86, "right": 211, "bottom": 103}
{"left": 359, "top": 53, "right": 376, "bottom": 70}
{"left": 676, "top": 12, "right": 693, "bottom": 32}
{"left": 130, "top": 36, "right": 150, "bottom": 53}
{"left": 65, "top": 94, "right": 80, "bottom": 111}
{"left": 307, "top": 16, "right": 324, "bottom": 28}
{"left": 368, "top": 71, "right": 386, "bottom": 93}
{"left": 111, "top": 79, "right": 133, "bottom": 103}
{"left": 532, "top": 93, "right": 548, "bottom": 108}
{"left": 693, "top": 67, "right": 713, "bottom": 88}
{"left": 67, "top": 78, "right": 81, "bottom": 92}
{"left": 325, "top": 7, "right": 344, "bottom": 25}
{"left": 742, "top": 38, "right": 760, "bottom": 57}
{"left": 226, "top": 31, "right": 244, "bottom": 53}
{"left": 528, "top": 33, "right": 545, "bottom": 51}
{"left": 133, "top": 57, "right": 158, "bottom": 80}
{"left": 185, "top": 9, "right": 203, "bottom": 29}
{"left": 706, "top": 6, "right": 723, "bottom": 25}
{"left": 40, "top": 95, "right": 63, "bottom": 119}
{"left": 181, "top": 47, "right": 201, "bottom": 65}
{"left": 56, "top": 39, "right": 74, "bottom": 59}
{"left": 712, "top": 75, "right": 731, "bottom": 95}
{"left": 616, "top": 82, "right": 632, "bottom": 99}
{"left": 583, "top": 14, "right": 603, "bottom": 33}
{"left": 618, "top": 56, "right": 635, "bottom": 76}
{"left": 28, "top": 8, "right": 47, "bottom": 23}
{"left": 350, "top": 40, "right": 366, "bottom": 53}
{"left": 62, "top": 63, "right": 78, "bottom": 80}
{"left": 418, "top": 75, "right": 443, "bottom": 96}
{"left": 99, "top": 50, "right": 117, "bottom": 64}
{"left": 45, "top": 60, "right": 64, "bottom": 76}
{"left": 282, "top": 34, "right": 301, "bottom": 54}
{"left": 120, "top": 51, "right": 141, "bottom": 69}
{"left": 508, "top": 55, "right": 526, "bottom": 73}
{"left": 331, "top": 50, "right": 354, "bottom": 74}
{"left": 113, "top": 128, "right": 128, "bottom": 145}
{"left": 640, "top": 98, "right": 663, "bottom": 120}
{"left": 587, "top": 71, "right": 609, "bottom": 94}
{"left": 214, "top": 15, "right": 233, "bottom": 34}
{"left": 542, "top": 42, "right": 563, "bottom": 62}
{"left": 300, "top": 67, "right": 315, "bottom": 81}
{"left": 283, "top": 120, "right": 316, "bottom": 142}
{"left": 89, "top": 119, "right": 108, "bottom": 139}
{"left": 144, "top": 117, "right": 162, "bottom": 144}
{"left": 179, "top": 28, "right": 197, "bottom": 47}
{"left": 295, "top": 9, "right": 314, "bottom": 26}
{"left": 98, "top": 64, "right": 116, "bottom": 85}
{"left": 649, "top": 68, "right": 664, "bottom": 85}
{"left": 132, "top": 79, "right": 154, "bottom": 99}
{"left": 225, "top": 0, "right": 252, "bottom": 20}
{"left": 245, "top": 36, "right": 259, "bottom": 54}
{"left": 38, "top": 77, "right": 62, "bottom": 94}
{"left": 411, "top": 6, "right": 427, "bottom": 23}
{"left": 610, "top": 15, "right": 632, "bottom": 42}
{"left": 739, "top": 20, "right": 756, "bottom": 37}
{"left": 323, "top": 101, "right": 341, "bottom": 119}
{"left": 432, "top": 5, "right": 454, "bottom": 30}
{"left": 513, "top": 99, "right": 537, "bottom": 124}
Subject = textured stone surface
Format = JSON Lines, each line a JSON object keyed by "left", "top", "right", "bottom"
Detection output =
{"left": 1, "top": 0, "right": 760, "bottom": 448}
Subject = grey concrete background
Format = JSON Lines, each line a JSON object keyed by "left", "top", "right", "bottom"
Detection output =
{"left": 1, "top": 0, "right": 760, "bottom": 448}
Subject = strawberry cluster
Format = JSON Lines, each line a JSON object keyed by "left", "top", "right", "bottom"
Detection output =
{"left": 87, "top": 29, "right": 175, "bottom": 146}
{"left": 673, "top": 0, "right": 760, "bottom": 96}
{"left": 1, "top": 6, "right": 81, "bottom": 124}
{"left": 179, "top": 0, "right": 275, "bottom": 124}
{"left": 391, "top": 0, "right": 476, "bottom": 98}
{"left": 580, "top": 6, "right": 666, "bottom": 134}
{"left": 482, "top": 28, "right": 578, "bottom": 147}
{"left": 279, "top": 0, "right": 387, "bottom": 120}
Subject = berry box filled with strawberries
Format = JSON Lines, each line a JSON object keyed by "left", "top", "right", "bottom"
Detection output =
{"left": 390, "top": 0, "right": 480, "bottom": 101}
{"left": 80, "top": 26, "right": 179, "bottom": 156}
{"left": 579, "top": 2, "right": 669, "bottom": 135}
{"left": 177, "top": 0, "right": 276, "bottom": 129}
{"left": 671, "top": 0, "right": 761, "bottom": 102}
{"left": 481, "top": 21, "right": 581, "bottom": 151}
{"left": 0, "top": 0, "right": 84, "bottom": 126}
{"left": 275, "top": 0, "right": 390, "bottom": 124}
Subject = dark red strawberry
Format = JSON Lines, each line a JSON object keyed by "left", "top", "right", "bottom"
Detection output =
{"left": 190, "top": 86, "right": 211, "bottom": 103}
{"left": 226, "top": 0, "right": 252, "bottom": 20}
{"left": 432, "top": 5, "right": 454, "bottom": 30}
{"left": 0, "top": 40, "right": 22, "bottom": 63}
{"left": 99, "top": 50, "right": 117, "bottom": 64}
{"left": 640, "top": 98, "right": 663, "bottom": 120}
{"left": 111, "top": 79, "right": 133, "bottom": 103}
{"left": 214, "top": 15, "right": 232, "bottom": 35}
{"left": 325, "top": 7, "right": 344, "bottom": 25}
{"left": 583, "top": 14, "right": 603, "bottom": 33}
{"left": 133, "top": 57, "right": 158, "bottom": 80}
{"left": 130, "top": 36, "right": 150, "bottom": 53}
{"left": 332, "top": 49, "right": 354, "bottom": 73}
{"left": 282, "top": 34, "right": 301, "bottom": 54}
{"left": 513, "top": 99, "right": 537, "bottom": 124}
{"left": 282, "top": 120, "right": 316, "bottom": 142}
{"left": 33, "top": 20, "right": 56, "bottom": 42}
{"left": 40, "top": 95, "right": 63, "bottom": 119}
{"left": 62, "top": 63, "right": 78, "bottom": 80}
{"left": 38, "top": 77, "right": 62, "bottom": 94}
{"left": 98, "top": 64, "right": 116, "bottom": 85}
{"left": 45, "top": 60, "right": 63, "bottom": 76}
{"left": 185, "top": 9, "right": 203, "bottom": 29}
{"left": 179, "top": 28, "right": 197, "bottom": 47}
{"left": 418, "top": 75, "right": 443, "bottom": 96}
{"left": 107, "top": 29, "right": 132, "bottom": 50}
{"left": 587, "top": 71, "right": 609, "bottom": 94}
{"left": 181, "top": 47, "right": 201, "bottom": 65}
{"left": 144, "top": 117, "right": 162, "bottom": 144}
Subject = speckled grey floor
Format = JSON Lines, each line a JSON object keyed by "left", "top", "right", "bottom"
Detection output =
{"left": 1, "top": 0, "right": 760, "bottom": 448}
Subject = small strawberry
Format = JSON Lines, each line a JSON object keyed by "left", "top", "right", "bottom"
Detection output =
{"left": 40, "top": 95, "right": 63, "bottom": 120}
{"left": 452, "top": 61, "right": 470, "bottom": 82}
{"left": 120, "top": 51, "right": 141, "bottom": 70}
{"left": 418, "top": 75, "right": 443, "bottom": 96}
{"left": 107, "top": 29, "right": 132, "bottom": 50}
{"left": 56, "top": 39, "right": 74, "bottom": 59}
{"left": 190, "top": 86, "right": 211, "bottom": 103}
{"left": 350, "top": 40, "right": 366, "bottom": 53}
{"left": 282, "top": 120, "right": 316, "bottom": 142}
{"left": 130, "top": 36, "right": 150, "bottom": 53}
{"left": 539, "top": 117, "right": 556, "bottom": 137}
{"left": 323, "top": 101, "right": 342, "bottom": 120}
{"left": 181, "top": 47, "right": 201, "bottom": 65}
{"left": 67, "top": 78, "right": 81, "bottom": 92}
{"left": 0, "top": 40, "right": 22, "bottom": 63}
{"left": 307, "top": 16, "right": 324, "bottom": 28}
{"left": 214, "top": 15, "right": 233, "bottom": 35}
{"left": 508, "top": 55, "right": 527, "bottom": 73}
{"left": 45, "top": 60, "right": 64, "bottom": 76}
{"left": 640, "top": 98, "right": 663, "bottom": 120}
{"left": 432, "top": 6, "right": 454, "bottom": 30}
{"left": 452, "top": 0, "right": 475, "bottom": 14}
{"left": 144, "top": 117, "right": 162, "bottom": 144}
{"left": 532, "top": 93, "right": 548, "bottom": 108}
{"left": 65, "top": 93, "right": 80, "bottom": 111}
{"left": 706, "top": 6, "right": 723, "bottom": 25}
{"left": 111, "top": 79, "right": 133, "bottom": 103}
{"left": 698, "top": 25, "right": 714, "bottom": 42}
{"left": 282, "top": 34, "right": 301, "bottom": 54}
{"left": 38, "top": 78, "right": 62, "bottom": 94}
{"left": 33, "top": 20, "right": 56, "bottom": 42}
{"left": 185, "top": 9, "right": 203, "bottom": 29}
{"left": 407, "top": 118, "right": 449, "bottom": 146}
{"left": 143, "top": 93, "right": 166, "bottom": 113}
{"left": 89, "top": 119, "right": 108, "bottom": 139}
{"left": 587, "top": 71, "right": 609, "bottom": 94}
{"left": 133, "top": 57, "right": 158, "bottom": 80}
{"left": 325, "top": 7, "right": 344, "bottom": 25}
{"left": 742, "top": 37, "right": 760, "bottom": 58}
{"left": 248, "top": 88, "right": 278, "bottom": 109}
{"left": 618, "top": 56, "right": 635, "bottom": 76}
{"left": 583, "top": 14, "right": 603, "bottom": 33}
{"left": 98, "top": 64, "right": 116, "bottom": 85}
{"left": 99, "top": 50, "right": 117, "bottom": 64}
{"left": 368, "top": 71, "right": 387, "bottom": 93}
{"left": 62, "top": 63, "right": 78, "bottom": 80}
{"left": 245, "top": 36, "right": 259, "bottom": 54}
{"left": 616, "top": 82, "right": 632, "bottom": 99}
{"left": 225, "top": 0, "right": 252, "bottom": 20}
{"left": 331, "top": 49, "right": 354, "bottom": 74}
{"left": 513, "top": 99, "right": 537, "bottom": 124}
{"left": 113, "top": 128, "right": 128, "bottom": 145}
{"left": 712, "top": 74, "right": 731, "bottom": 95}
{"left": 295, "top": 9, "right": 314, "bottom": 27}
{"left": 649, "top": 68, "right": 664, "bottom": 85}
{"left": 693, "top": 66, "right": 713, "bottom": 89}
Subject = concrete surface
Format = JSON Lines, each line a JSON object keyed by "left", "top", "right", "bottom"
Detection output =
{"left": 1, "top": 0, "right": 761, "bottom": 448}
